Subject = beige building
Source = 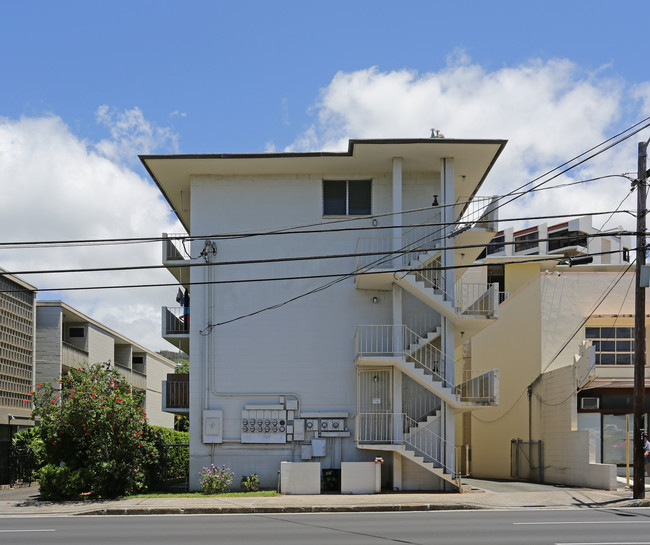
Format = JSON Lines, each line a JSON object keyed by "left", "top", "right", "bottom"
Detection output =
{"left": 0, "top": 269, "right": 36, "bottom": 484}
{"left": 464, "top": 218, "right": 637, "bottom": 489}
{"left": 35, "top": 301, "right": 176, "bottom": 428}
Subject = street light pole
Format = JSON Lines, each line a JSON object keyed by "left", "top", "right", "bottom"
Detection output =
{"left": 634, "top": 140, "right": 648, "bottom": 500}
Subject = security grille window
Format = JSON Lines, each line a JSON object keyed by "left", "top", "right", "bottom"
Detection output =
{"left": 585, "top": 326, "right": 634, "bottom": 365}
{"left": 323, "top": 180, "right": 371, "bottom": 216}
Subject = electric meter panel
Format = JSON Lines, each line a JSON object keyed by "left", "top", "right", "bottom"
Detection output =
{"left": 241, "top": 409, "right": 287, "bottom": 444}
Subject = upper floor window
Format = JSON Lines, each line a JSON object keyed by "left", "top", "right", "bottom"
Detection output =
{"left": 586, "top": 326, "right": 634, "bottom": 365}
{"left": 514, "top": 231, "right": 539, "bottom": 252}
{"left": 323, "top": 180, "right": 371, "bottom": 216}
{"left": 68, "top": 326, "right": 85, "bottom": 338}
{"left": 548, "top": 229, "right": 588, "bottom": 252}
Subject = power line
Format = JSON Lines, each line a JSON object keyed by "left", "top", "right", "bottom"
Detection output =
{"left": 0, "top": 248, "right": 635, "bottom": 295}
{"left": 0, "top": 229, "right": 635, "bottom": 278}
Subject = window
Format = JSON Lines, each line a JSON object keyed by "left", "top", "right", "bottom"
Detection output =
{"left": 68, "top": 327, "right": 85, "bottom": 338}
{"left": 586, "top": 326, "right": 634, "bottom": 365}
{"left": 323, "top": 180, "right": 371, "bottom": 216}
{"left": 486, "top": 235, "right": 505, "bottom": 255}
{"left": 514, "top": 231, "right": 538, "bottom": 252}
{"left": 548, "top": 229, "right": 588, "bottom": 252}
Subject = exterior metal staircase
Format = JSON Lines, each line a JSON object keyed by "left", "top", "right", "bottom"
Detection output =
{"left": 353, "top": 198, "right": 501, "bottom": 492}
{"left": 355, "top": 325, "right": 498, "bottom": 410}
{"left": 356, "top": 412, "right": 469, "bottom": 492}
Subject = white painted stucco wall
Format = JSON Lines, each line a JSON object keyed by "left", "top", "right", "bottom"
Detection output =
{"left": 187, "top": 170, "right": 444, "bottom": 490}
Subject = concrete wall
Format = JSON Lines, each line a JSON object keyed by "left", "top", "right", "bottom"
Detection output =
{"left": 34, "top": 306, "right": 62, "bottom": 385}
{"left": 86, "top": 324, "right": 114, "bottom": 365}
{"left": 187, "top": 170, "right": 442, "bottom": 490}
{"left": 537, "top": 365, "right": 616, "bottom": 490}
{"left": 469, "top": 267, "right": 542, "bottom": 479}
{"left": 114, "top": 344, "right": 132, "bottom": 368}
{"left": 341, "top": 462, "right": 380, "bottom": 494}
{"left": 145, "top": 353, "right": 175, "bottom": 428}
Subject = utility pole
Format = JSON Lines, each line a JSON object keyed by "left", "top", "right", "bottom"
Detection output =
{"left": 634, "top": 139, "right": 648, "bottom": 499}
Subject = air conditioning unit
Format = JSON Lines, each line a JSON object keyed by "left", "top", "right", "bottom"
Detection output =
{"left": 580, "top": 397, "right": 599, "bottom": 410}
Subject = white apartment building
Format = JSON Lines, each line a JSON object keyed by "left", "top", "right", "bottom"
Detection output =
{"left": 144, "top": 138, "right": 507, "bottom": 492}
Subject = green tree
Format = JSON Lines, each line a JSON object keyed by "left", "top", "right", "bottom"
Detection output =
{"left": 30, "top": 363, "right": 158, "bottom": 499}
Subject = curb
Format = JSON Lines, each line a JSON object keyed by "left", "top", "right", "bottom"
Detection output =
{"left": 79, "top": 504, "right": 485, "bottom": 516}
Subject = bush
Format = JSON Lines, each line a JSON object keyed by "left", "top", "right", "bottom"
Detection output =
{"left": 240, "top": 473, "right": 259, "bottom": 492}
{"left": 29, "top": 363, "right": 158, "bottom": 499}
{"left": 199, "top": 464, "right": 233, "bottom": 494}
{"left": 38, "top": 464, "right": 91, "bottom": 500}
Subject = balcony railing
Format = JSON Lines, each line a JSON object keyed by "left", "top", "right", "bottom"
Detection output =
{"left": 355, "top": 324, "right": 499, "bottom": 403}
{"left": 409, "top": 271, "right": 506, "bottom": 317}
{"left": 163, "top": 374, "right": 189, "bottom": 411}
{"left": 163, "top": 306, "right": 189, "bottom": 336}
{"left": 453, "top": 195, "right": 499, "bottom": 233}
{"left": 163, "top": 233, "right": 189, "bottom": 262}
{"left": 62, "top": 342, "right": 88, "bottom": 369}
{"left": 114, "top": 364, "right": 147, "bottom": 390}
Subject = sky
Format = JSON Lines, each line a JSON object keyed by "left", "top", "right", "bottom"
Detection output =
{"left": 1, "top": 1, "right": 649, "bottom": 352}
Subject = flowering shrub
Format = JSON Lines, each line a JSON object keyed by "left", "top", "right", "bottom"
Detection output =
{"left": 199, "top": 464, "right": 233, "bottom": 494}
{"left": 240, "top": 473, "right": 260, "bottom": 492}
{"left": 29, "top": 363, "right": 158, "bottom": 499}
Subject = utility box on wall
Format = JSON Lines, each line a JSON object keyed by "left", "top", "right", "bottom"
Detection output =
{"left": 202, "top": 410, "right": 223, "bottom": 444}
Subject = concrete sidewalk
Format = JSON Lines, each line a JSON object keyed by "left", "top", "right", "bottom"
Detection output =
{"left": 1, "top": 478, "right": 648, "bottom": 516}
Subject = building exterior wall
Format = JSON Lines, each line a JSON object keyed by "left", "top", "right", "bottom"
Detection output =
{"left": 0, "top": 272, "right": 36, "bottom": 483}
{"left": 470, "top": 261, "right": 648, "bottom": 487}
{"left": 86, "top": 324, "right": 115, "bottom": 365}
{"left": 536, "top": 364, "right": 616, "bottom": 489}
{"left": 34, "top": 305, "right": 62, "bottom": 388}
{"left": 186, "top": 170, "right": 446, "bottom": 489}
{"left": 145, "top": 353, "right": 174, "bottom": 428}
{"left": 469, "top": 271, "right": 542, "bottom": 479}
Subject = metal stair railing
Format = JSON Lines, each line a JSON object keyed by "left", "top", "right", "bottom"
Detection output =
{"left": 355, "top": 412, "right": 459, "bottom": 480}
{"left": 355, "top": 325, "right": 499, "bottom": 404}
{"left": 354, "top": 324, "right": 454, "bottom": 390}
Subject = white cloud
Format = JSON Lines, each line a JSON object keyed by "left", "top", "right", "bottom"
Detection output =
{"left": 0, "top": 113, "right": 184, "bottom": 351}
{"left": 95, "top": 106, "right": 179, "bottom": 166}
{"left": 290, "top": 57, "right": 650, "bottom": 232}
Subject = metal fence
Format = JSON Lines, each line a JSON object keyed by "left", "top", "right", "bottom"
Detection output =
{"left": 8, "top": 447, "right": 37, "bottom": 486}
{"left": 157, "top": 443, "right": 190, "bottom": 492}
{"left": 510, "top": 439, "right": 543, "bottom": 483}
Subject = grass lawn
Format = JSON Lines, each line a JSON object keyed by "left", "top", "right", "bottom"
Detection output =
{"left": 130, "top": 490, "right": 279, "bottom": 498}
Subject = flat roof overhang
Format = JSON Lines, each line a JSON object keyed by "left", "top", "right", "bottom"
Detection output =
{"left": 141, "top": 138, "right": 507, "bottom": 232}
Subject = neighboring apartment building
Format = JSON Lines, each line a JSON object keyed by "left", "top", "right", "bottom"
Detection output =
{"left": 35, "top": 301, "right": 175, "bottom": 428}
{"left": 143, "top": 137, "right": 507, "bottom": 492}
{"left": 465, "top": 217, "right": 635, "bottom": 489}
{"left": 0, "top": 269, "right": 36, "bottom": 484}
